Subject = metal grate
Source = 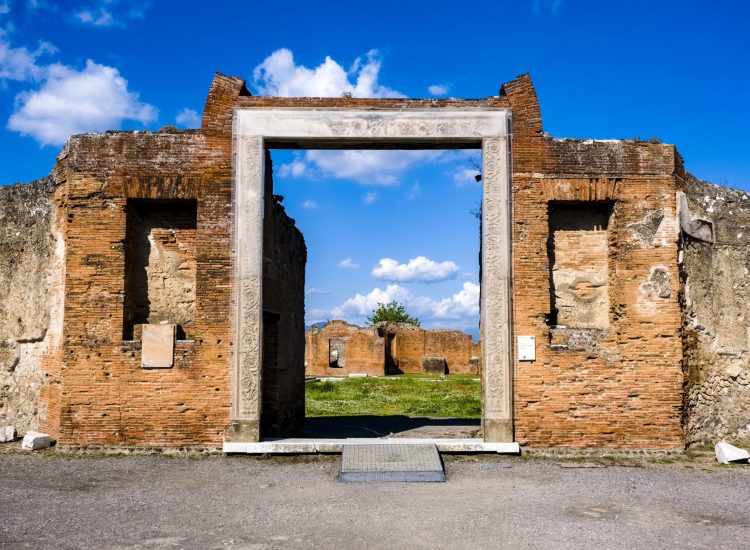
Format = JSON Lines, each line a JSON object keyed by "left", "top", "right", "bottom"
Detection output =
{"left": 340, "top": 443, "right": 445, "bottom": 482}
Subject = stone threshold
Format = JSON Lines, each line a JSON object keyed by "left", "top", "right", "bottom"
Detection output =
{"left": 223, "top": 438, "right": 520, "bottom": 454}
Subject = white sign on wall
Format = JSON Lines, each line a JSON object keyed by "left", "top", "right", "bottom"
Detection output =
{"left": 518, "top": 336, "right": 536, "bottom": 361}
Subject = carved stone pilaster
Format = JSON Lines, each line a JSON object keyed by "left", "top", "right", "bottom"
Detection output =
{"left": 481, "top": 136, "right": 513, "bottom": 442}
{"left": 230, "top": 136, "right": 264, "bottom": 441}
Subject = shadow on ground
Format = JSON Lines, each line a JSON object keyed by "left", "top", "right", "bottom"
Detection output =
{"left": 301, "top": 415, "right": 481, "bottom": 439}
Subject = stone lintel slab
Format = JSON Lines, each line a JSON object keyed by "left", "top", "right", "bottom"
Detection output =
{"left": 235, "top": 109, "right": 510, "bottom": 148}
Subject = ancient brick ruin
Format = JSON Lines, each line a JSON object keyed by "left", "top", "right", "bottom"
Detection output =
{"left": 305, "top": 321, "right": 481, "bottom": 377}
{"left": 1, "top": 72, "right": 748, "bottom": 450}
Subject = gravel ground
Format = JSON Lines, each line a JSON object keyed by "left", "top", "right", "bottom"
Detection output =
{"left": 0, "top": 450, "right": 748, "bottom": 549}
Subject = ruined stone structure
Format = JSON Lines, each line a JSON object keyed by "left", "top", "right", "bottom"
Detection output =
{"left": 1, "top": 71, "right": 748, "bottom": 450}
{"left": 682, "top": 174, "right": 750, "bottom": 445}
{"left": 305, "top": 320, "right": 480, "bottom": 377}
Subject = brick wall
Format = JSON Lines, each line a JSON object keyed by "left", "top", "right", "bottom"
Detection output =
{"left": 305, "top": 321, "right": 385, "bottom": 377}
{"left": 40, "top": 130, "right": 234, "bottom": 447}
{"left": 0, "top": 71, "right": 698, "bottom": 449}
{"left": 504, "top": 76, "right": 684, "bottom": 449}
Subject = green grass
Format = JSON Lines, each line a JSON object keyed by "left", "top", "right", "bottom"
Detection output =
{"left": 305, "top": 376, "right": 481, "bottom": 418}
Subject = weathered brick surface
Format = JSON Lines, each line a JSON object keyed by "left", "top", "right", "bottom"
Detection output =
{"left": 40, "top": 131, "right": 234, "bottom": 446}
{"left": 0, "top": 72, "right": 698, "bottom": 449}
{"left": 306, "top": 321, "right": 386, "bottom": 377}
{"left": 504, "top": 77, "right": 684, "bottom": 448}
{"left": 305, "top": 321, "right": 480, "bottom": 376}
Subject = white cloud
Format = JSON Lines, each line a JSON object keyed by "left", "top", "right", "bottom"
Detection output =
{"left": 428, "top": 282, "right": 480, "bottom": 319}
{"left": 305, "top": 287, "right": 329, "bottom": 296}
{"left": 74, "top": 1, "right": 148, "bottom": 28}
{"left": 372, "top": 256, "right": 460, "bottom": 283}
{"left": 331, "top": 284, "right": 411, "bottom": 318}
{"left": 362, "top": 191, "right": 378, "bottom": 204}
{"left": 428, "top": 83, "right": 449, "bottom": 96}
{"left": 0, "top": 29, "right": 55, "bottom": 81}
{"left": 303, "top": 149, "right": 445, "bottom": 186}
{"left": 8, "top": 59, "right": 157, "bottom": 146}
{"left": 325, "top": 281, "right": 480, "bottom": 325}
{"left": 175, "top": 107, "right": 200, "bottom": 128}
{"left": 302, "top": 199, "right": 317, "bottom": 210}
{"left": 252, "top": 49, "right": 466, "bottom": 186}
{"left": 338, "top": 258, "right": 359, "bottom": 269}
{"left": 453, "top": 167, "right": 482, "bottom": 187}
{"left": 278, "top": 159, "right": 309, "bottom": 178}
{"left": 75, "top": 7, "right": 112, "bottom": 26}
{"left": 252, "top": 47, "right": 404, "bottom": 98}
{"left": 0, "top": 2, "right": 10, "bottom": 15}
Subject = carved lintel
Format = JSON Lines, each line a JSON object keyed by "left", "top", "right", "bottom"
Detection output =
{"left": 234, "top": 109, "right": 509, "bottom": 143}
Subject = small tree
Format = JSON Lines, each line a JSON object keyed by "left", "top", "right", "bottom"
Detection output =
{"left": 367, "top": 301, "right": 420, "bottom": 327}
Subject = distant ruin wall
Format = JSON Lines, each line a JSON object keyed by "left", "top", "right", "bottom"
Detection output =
{"left": 682, "top": 174, "right": 750, "bottom": 445}
{"left": 0, "top": 176, "right": 64, "bottom": 435}
{"left": 305, "top": 321, "right": 385, "bottom": 377}
{"left": 305, "top": 321, "right": 480, "bottom": 377}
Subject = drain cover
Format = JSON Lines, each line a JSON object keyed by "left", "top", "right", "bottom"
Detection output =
{"left": 340, "top": 443, "right": 445, "bottom": 482}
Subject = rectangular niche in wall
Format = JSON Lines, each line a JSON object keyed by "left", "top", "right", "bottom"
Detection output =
{"left": 547, "top": 202, "right": 612, "bottom": 329}
{"left": 328, "top": 337, "right": 347, "bottom": 368}
{"left": 123, "top": 199, "right": 198, "bottom": 340}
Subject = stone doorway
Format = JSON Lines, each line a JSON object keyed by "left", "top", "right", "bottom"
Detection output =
{"left": 229, "top": 108, "right": 514, "bottom": 444}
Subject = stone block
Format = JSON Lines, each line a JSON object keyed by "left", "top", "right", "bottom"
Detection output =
{"left": 21, "top": 431, "right": 53, "bottom": 450}
{"left": 468, "top": 357, "right": 480, "bottom": 375}
{"left": 141, "top": 324, "right": 175, "bottom": 369}
{"left": 0, "top": 425, "right": 16, "bottom": 442}
{"left": 715, "top": 442, "right": 750, "bottom": 464}
{"left": 422, "top": 357, "right": 446, "bottom": 375}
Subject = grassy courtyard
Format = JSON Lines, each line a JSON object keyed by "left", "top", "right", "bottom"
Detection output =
{"left": 305, "top": 375, "right": 481, "bottom": 419}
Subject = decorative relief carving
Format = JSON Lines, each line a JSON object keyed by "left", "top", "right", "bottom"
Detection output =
{"left": 238, "top": 276, "right": 260, "bottom": 416}
{"left": 325, "top": 117, "right": 490, "bottom": 139}
{"left": 482, "top": 137, "right": 511, "bottom": 418}
{"left": 236, "top": 110, "right": 508, "bottom": 142}
{"left": 234, "top": 136, "right": 263, "bottom": 421}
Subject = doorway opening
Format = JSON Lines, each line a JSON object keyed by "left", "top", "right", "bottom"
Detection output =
{"left": 230, "top": 107, "right": 513, "bottom": 444}
{"left": 270, "top": 146, "right": 483, "bottom": 440}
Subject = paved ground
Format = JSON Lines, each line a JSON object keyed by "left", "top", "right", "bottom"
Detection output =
{"left": 0, "top": 450, "right": 748, "bottom": 549}
{"left": 303, "top": 415, "right": 481, "bottom": 439}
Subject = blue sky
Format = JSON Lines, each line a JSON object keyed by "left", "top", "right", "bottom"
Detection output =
{"left": 1, "top": 1, "right": 748, "bottom": 335}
